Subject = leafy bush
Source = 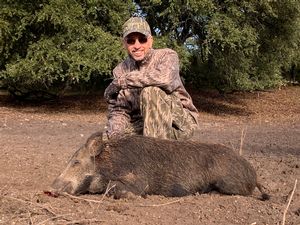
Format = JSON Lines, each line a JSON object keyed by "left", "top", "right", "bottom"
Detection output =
{"left": 0, "top": 0, "right": 133, "bottom": 99}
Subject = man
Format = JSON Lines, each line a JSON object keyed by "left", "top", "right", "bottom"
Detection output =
{"left": 103, "top": 16, "right": 198, "bottom": 140}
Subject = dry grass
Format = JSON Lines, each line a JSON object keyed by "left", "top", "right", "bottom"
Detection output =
{"left": 282, "top": 179, "right": 298, "bottom": 225}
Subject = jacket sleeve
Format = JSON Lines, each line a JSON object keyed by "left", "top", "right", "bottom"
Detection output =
{"left": 106, "top": 90, "right": 131, "bottom": 138}
{"left": 114, "top": 50, "right": 182, "bottom": 94}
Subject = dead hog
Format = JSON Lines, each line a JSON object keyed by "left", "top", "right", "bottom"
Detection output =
{"left": 51, "top": 132, "right": 269, "bottom": 200}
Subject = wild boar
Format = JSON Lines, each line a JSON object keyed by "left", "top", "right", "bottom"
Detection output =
{"left": 51, "top": 132, "right": 269, "bottom": 200}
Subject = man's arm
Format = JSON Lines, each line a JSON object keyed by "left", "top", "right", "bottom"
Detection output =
{"left": 114, "top": 50, "right": 182, "bottom": 93}
{"left": 105, "top": 90, "right": 131, "bottom": 138}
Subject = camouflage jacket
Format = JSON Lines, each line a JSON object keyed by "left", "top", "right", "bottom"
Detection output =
{"left": 106, "top": 48, "right": 198, "bottom": 136}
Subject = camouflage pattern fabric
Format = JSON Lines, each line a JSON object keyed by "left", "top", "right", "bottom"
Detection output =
{"left": 104, "top": 48, "right": 199, "bottom": 140}
{"left": 140, "top": 87, "right": 197, "bottom": 140}
{"left": 103, "top": 87, "right": 197, "bottom": 141}
{"left": 122, "top": 17, "right": 151, "bottom": 38}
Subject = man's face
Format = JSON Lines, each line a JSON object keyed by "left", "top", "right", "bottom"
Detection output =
{"left": 123, "top": 32, "right": 153, "bottom": 61}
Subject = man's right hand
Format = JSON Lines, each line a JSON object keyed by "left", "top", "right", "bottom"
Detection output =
{"left": 104, "top": 82, "right": 121, "bottom": 101}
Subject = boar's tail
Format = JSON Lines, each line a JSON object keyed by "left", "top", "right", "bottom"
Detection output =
{"left": 256, "top": 182, "right": 270, "bottom": 201}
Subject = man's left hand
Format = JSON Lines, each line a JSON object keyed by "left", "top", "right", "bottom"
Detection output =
{"left": 104, "top": 82, "right": 121, "bottom": 101}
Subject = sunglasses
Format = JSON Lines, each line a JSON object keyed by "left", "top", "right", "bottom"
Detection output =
{"left": 126, "top": 36, "right": 148, "bottom": 45}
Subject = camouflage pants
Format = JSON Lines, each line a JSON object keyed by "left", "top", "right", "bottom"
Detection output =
{"left": 125, "top": 87, "right": 197, "bottom": 140}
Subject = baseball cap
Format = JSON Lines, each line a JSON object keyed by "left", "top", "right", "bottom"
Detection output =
{"left": 122, "top": 17, "right": 151, "bottom": 38}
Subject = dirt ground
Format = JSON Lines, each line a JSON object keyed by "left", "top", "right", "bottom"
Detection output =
{"left": 0, "top": 86, "right": 299, "bottom": 225}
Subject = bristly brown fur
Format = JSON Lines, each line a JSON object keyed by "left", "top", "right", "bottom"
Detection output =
{"left": 52, "top": 132, "right": 270, "bottom": 200}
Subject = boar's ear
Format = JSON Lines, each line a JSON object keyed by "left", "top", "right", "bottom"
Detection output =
{"left": 86, "top": 132, "right": 106, "bottom": 157}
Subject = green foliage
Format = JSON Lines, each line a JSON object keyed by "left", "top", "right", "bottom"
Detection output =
{"left": 1, "top": 0, "right": 300, "bottom": 98}
{"left": 137, "top": 0, "right": 300, "bottom": 91}
{"left": 153, "top": 35, "right": 192, "bottom": 74}
{"left": 0, "top": 0, "right": 134, "bottom": 98}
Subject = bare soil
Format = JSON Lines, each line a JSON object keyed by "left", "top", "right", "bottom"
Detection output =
{"left": 0, "top": 86, "right": 299, "bottom": 225}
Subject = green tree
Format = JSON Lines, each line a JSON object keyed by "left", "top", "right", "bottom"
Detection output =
{"left": 1, "top": 0, "right": 299, "bottom": 98}
{"left": 136, "top": 0, "right": 300, "bottom": 91}
{"left": 0, "top": 0, "right": 134, "bottom": 99}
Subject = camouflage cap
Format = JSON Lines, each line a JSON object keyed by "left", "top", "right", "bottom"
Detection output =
{"left": 122, "top": 17, "right": 151, "bottom": 38}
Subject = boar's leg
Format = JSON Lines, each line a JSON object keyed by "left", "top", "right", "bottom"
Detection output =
{"left": 213, "top": 176, "right": 256, "bottom": 196}
{"left": 107, "top": 181, "right": 137, "bottom": 199}
{"left": 107, "top": 173, "right": 149, "bottom": 199}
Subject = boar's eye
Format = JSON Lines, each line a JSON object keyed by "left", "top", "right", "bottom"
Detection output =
{"left": 71, "top": 160, "right": 81, "bottom": 166}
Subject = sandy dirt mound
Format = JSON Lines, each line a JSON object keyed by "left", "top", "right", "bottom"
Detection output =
{"left": 0, "top": 86, "right": 299, "bottom": 225}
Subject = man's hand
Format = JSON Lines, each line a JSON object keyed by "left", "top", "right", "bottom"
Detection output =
{"left": 104, "top": 82, "right": 121, "bottom": 101}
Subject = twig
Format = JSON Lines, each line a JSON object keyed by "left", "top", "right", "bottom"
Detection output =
{"left": 230, "top": 142, "right": 236, "bottom": 152}
{"left": 100, "top": 181, "right": 116, "bottom": 201}
{"left": 61, "top": 192, "right": 105, "bottom": 204}
{"left": 62, "top": 182, "right": 116, "bottom": 204}
{"left": 139, "top": 199, "right": 182, "bottom": 207}
{"left": 36, "top": 213, "right": 73, "bottom": 225}
{"left": 63, "top": 218, "right": 105, "bottom": 224}
{"left": 239, "top": 127, "right": 247, "bottom": 156}
{"left": 4, "top": 195, "right": 57, "bottom": 216}
{"left": 257, "top": 92, "right": 262, "bottom": 126}
{"left": 3, "top": 116, "right": 7, "bottom": 127}
{"left": 29, "top": 212, "right": 33, "bottom": 225}
{"left": 282, "top": 179, "right": 297, "bottom": 225}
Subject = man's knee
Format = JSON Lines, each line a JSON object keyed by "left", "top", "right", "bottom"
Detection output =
{"left": 140, "top": 86, "right": 166, "bottom": 101}
{"left": 140, "top": 86, "right": 171, "bottom": 116}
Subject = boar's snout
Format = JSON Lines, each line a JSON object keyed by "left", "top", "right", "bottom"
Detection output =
{"left": 51, "top": 176, "right": 91, "bottom": 195}
{"left": 51, "top": 177, "right": 77, "bottom": 195}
